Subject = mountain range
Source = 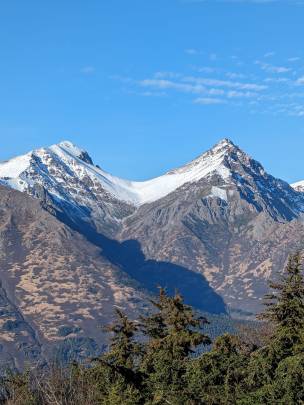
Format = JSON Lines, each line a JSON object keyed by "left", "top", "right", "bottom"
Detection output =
{"left": 0, "top": 138, "right": 304, "bottom": 368}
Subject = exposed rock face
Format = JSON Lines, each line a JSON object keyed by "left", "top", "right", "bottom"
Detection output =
{"left": 0, "top": 185, "right": 149, "bottom": 367}
{"left": 1, "top": 137, "right": 304, "bottom": 326}
{"left": 0, "top": 141, "right": 135, "bottom": 238}
{"left": 118, "top": 140, "right": 304, "bottom": 316}
{"left": 120, "top": 188, "right": 304, "bottom": 316}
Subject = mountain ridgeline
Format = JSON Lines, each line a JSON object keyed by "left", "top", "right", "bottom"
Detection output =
{"left": 0, "top": 138, "right": 304, "bottom": 366}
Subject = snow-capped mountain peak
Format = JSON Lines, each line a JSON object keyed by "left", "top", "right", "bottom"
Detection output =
{"left": 0, "top": 138, "right": 303, "bottom": 223}
{"left": 53, "top": 140, "right": 94, "bottom": 165}
{"left": 210, "top": 137, "right": 236, "bottom": 150}
{"left": 56, "top": 140, "right": 85, "bottom": 156}
{"left": 0, "top": 138, "right": 239, "bottom": 207}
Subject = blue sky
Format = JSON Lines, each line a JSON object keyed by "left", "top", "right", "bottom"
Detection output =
{"left": 1, "top": 0, "right": 304, "bottom": 182}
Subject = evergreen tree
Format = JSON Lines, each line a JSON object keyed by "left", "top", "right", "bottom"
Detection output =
{"left": 260, "top": 252, "right": 304, "bottom": 355}
{"left": 186, "top": 334, "right": 249, "bottom": 404}
{"left": 140, "top": 288, "right": 211, "bottom": 404}
{"left": 88, "top": 308, "right": 144, "bottom": 404}
{"left": 103, "top": 308, "right": 142, "bottom": 370}
{"left": 241, "top": 252, "right": 304, "bottom": 404}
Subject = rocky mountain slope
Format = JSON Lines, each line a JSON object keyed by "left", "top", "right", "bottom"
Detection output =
{"left": 0, "top": 185, "right": 150, "bottom": 369}
{"left": 1, "top": 138, "right": 304, "bottom": 323}
{"left": 0, "top": 141, "right": 135, "bottom": 238}
{"left": 119, "top": 139, "right": 304, "bottom": 316}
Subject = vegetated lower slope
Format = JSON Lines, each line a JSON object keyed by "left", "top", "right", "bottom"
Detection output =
{"left": 0, "top": 185, "right": 150, "bottom": 369}
{"left": 1, "top": 254, "right": 303, "bottom": 404}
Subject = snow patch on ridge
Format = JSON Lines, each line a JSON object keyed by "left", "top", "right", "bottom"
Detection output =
{"left": 0, "top": 153, "right": 32, "bottom": 179}
{"left": 210, "top": 186, "right": 228, "bottom": 201}
{"left": 0, "top": 154, "right": 33, "bottom": 191}
{"left": 0, "top": 139, "right": 236, "bottom": 206}
{"left": 291, "top": 180, "right": 304, "bottom": 193}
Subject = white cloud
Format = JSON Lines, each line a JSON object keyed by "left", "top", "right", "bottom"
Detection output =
{"left": 139, "top": 79, "right": 206, "bottom": 94}
{"left": 264, "top": 77, "right": 291, "bottom": 83}
{"left": 136, "top": 72, "right": 267, "bottom": 109}
{"left": 227, "top": 90, "right": 258, "bottom": 98}
{"left": 141, "top": 73, "right": 267, "bottom": 94}
{"left": 288, "top": 57, "right": 301, "bottom": 62}
{"left": 114, "top": 48, "right": 304, "bottom": 118}
{"left": 194, "top": 97, "right": 226, "bottom": 105}
{"left": 256, "top": 61, "right": 292, "bottom": 74}
{"left": 154, "top": 71, "right": 182, "bottom": 79}
{"left": 183, "top": 76, "right": 267, "bottom": 91}
{"left": 208, "top": 88, "right": 225, "bottom": 96}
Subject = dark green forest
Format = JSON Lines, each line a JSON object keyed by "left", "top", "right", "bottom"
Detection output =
{"left": 1, "top": 253, "right": 304, "bottom": 404}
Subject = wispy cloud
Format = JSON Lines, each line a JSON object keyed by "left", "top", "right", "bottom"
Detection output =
{"left": 194, "top": 97, "right": 226, "bottom": 105}
{"left": 274, "top": 103, "right": 304, "bottom": 117}
{"left": 288, "top": 57, "right": 301, "bottom": 62}
{"left": 136, "top": 73, "right": 266, "bottom": 107}
{"left": 183, "top": 75, "right": 267, "bottom": 91}
{"left": 264, "top": 77, "right": 291, "bottom": 83}
{"left": 139, "top": 79, "right": 206, "bottom": 94}
{"left": 256, "top": 61, "right": 292, "bottom": 74}
{"left": 227, "top": 90, "right": 258, "bottom": 98}
{"left": 112, "top": 49, "right": 304, "bottom": 117}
